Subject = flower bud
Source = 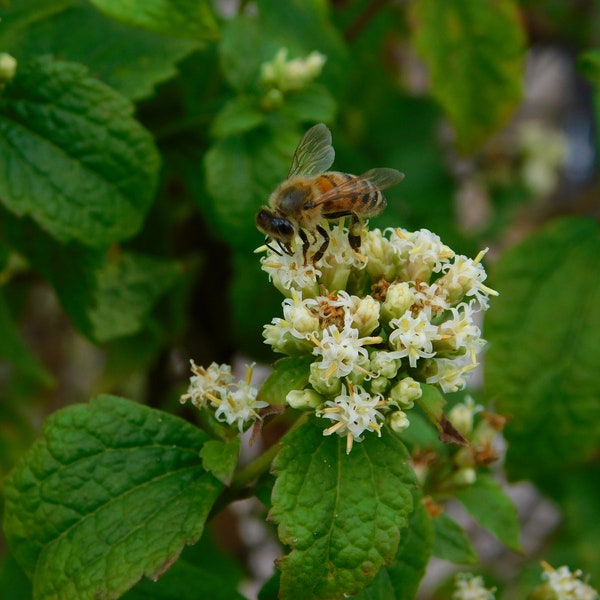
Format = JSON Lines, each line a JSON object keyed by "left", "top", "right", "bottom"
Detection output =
{"left": 352, "top": 295, "right": 380, "bottom": 336}
{"left": 286, "top": 388, "right": 325, "bottom": 410}
{"left": 381, "top": 282, "right": 414, "bottom": 323}
{"left": 389, "top": 376, "right": 422, "bottom": 409}
{"left": 309, "top": 361, "right": 342, "bottom": 396}
{"left": 0, "top": 53, "right": 17, "bottom": 84}
{"left": 362, "top": 230, "right": 397, "bottom": 281}
{"left": 370, "top": 376, "right": 390, "bottom": 395}
{"left": 369, "top": 350, "right": 400, "bottom": 379}
{"left": 450, "top": 467, "right": 476, "bottom": 487}
{"left": 389, "top": 410, "right": 410, "bottom": 433}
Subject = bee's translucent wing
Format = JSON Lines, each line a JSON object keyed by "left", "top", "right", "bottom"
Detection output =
{"left": 355, "top": 168, "right": 405, "bottom": 190}
{"left": 288, "top": 123, "right": 335, "bottom": 178}
{"left": 308, "top": 168, "right": 405, "bottom": 209}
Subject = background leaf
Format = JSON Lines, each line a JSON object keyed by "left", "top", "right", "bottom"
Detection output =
{"left": 454, "top": 474, "right": 521, "bottom": 552}
{"left": 3, "top": 395, "right": 223, "bottom": 600}
{"left": 410, "top": 0, "right": 525, "bottom": 152}
{"left": 0, "top": 56, "right": 160, "bottom": 247}
{"left": 270, "top": 419, "right": 416, "bottom": 599}
{"left": 88, "top": 0, "right": 218, "bottom": 41}
{"left": 485, "top": 217, "right": 600, "bottom": 480}
{"left": 431, "top": 513, "right": 478, "bottom": 565}
{"left": 0, "top": 4, "right": 199, "bottom": 101}
{"left": 257, "top": 356, "right": 313, "bottom": 406}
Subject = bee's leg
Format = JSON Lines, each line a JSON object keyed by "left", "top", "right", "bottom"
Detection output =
{"left": 266, "top": 237, "right": 283, "bottom": 256}
{"left": 298, "top": 229, "right": 311, "bottom": 264}
{"left": 348, "top": 213, "right": 363, "bottom": 251}
{"left": 277, "top": 240, "right": 293, "bottom": 256}
{"left": 312, "top": 224, "right": 330, "bottom": 264}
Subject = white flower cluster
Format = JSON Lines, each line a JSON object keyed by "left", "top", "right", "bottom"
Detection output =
{"left": 260, "top": 226, "right": 497, "bottom": 452}
{"left": 261, "top": 48, "right": 327, "bottom": 93}
{"left": 452, "top": 573, "right": 496, "bottom": 600}
{"left": 541, "top": 563, "right": 598, "bottom": 600}
{"left": 180, "top": 361, "right": 267, "bottom": 432}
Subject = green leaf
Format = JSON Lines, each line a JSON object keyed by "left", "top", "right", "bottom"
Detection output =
{"left": 410, "top": 0, "right": 525, "bottom": 153}
{"left": 200, "top": 439, "right": 240, "bottom": 486}
{"left": 204, "top": 127, "right": 299, "bottom": 251}
{"left": 89, "top": 0, "right": 218, "bottom": 40}
{"left": 219, "top": 16, "right": 265, "bottom": 91}
{"left": 279, "top": 83, "right": 337, "bottom": 124}
{"left": 1, "top": 5, "right": 199, "bottom": 101}
{"left": 86, "top": 251, "right": 182, "bottom": 343}
{"left": 484, "top": 217, "right": 600, "bottom": 479}
{"left": 356, "top": 498, "right": 434, "bottom": 600}
{"left": 3, "top": 395, "right": 223, "bottom": 599}
{"left": 578, "top": 49, "right": 600, "bottom": 86}
{"left": 454, "top": 474, "right": 521, "bottom": 552}
{"left": 122, "top": 558, "right": 246, "bottom": 600}
{"left": 432, "top": 513, "right": 478, "bottom": 565}
{"left": 0, "top": 0, "right": 72, "bottom": 36}
{"left": 0, "top": 56, "right": 160, "bottom": 247}
{"left": 257, "top": 356, "right": 313, "bottom": 406}
{"left": 270, "top": 419, "right": 416, "bottom": 599}
{"left": 212, "top": 97, "right": 266, "bottom": 138}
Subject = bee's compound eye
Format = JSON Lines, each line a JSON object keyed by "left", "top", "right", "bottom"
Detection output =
{"left": 276, "top": 220, "right": 294, "bottom": 239}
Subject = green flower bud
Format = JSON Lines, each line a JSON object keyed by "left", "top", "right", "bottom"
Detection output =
{"left": 286, "top": 388, "right": 325, "bottom": 410}
{"left": 352, "top": 295, "right": 380, "bottom": 336}
{"left": 388, "top": 410, "right": 410, "bottom": 433}
{"left": 309, "top": 361, "right": 342, "bottom": 396}
{"left": 389, "top": 376, "right": 422, "bottom": 409}
{"left": 369, "top": 350, "right": 400, "bottom": 379}
{"left": 0, "top": 53, "right": 17, "bottom": 85}
{"left": 381, "top": 282, "right": 415, "bottom": 323}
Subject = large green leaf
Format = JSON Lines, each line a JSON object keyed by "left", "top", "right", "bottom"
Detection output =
{"left": 485, "top": 217, "right": 600, "bottom": 480}
{"left": 89, "top": 0, "right": 218, "bottom": 40}
{"left": 355, "top": 498, "right": 434, "bottom": 600}
{"left": 0, "top": 5, "right": 199, "bottom": 101}
{"left": 270, "top": 419, "right": 416, "bottom": 599}
{"left": 410, "top": 0, "right": 525, "bottom": 153}
{"left": 257, "top": 356, "right": 313, "bottom": 406}
{"left": 3, "top": 395, "right": 223, "bottom": 600}
{"left": 0, "top": 56, "right": 160, "bottom": 247}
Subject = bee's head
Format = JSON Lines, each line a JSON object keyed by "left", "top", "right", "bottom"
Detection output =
{"left": 255, "top": 208, "right": 295, "bottom": 242}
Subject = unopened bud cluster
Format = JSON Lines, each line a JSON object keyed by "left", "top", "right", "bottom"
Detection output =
{"left": 261, "top": 224, "right": 497, "bottom": 452}
{"left": 260, "top": 48, "right": 326, "bottom": 109}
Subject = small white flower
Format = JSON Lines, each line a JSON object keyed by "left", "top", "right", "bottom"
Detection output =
{"left": 542, "top": 563, "right": 598, "bottom": 600}
{"left": 388, "top": 311, "right": 439, "bottom": 368}
{"left": 180, "top": 361, "right": 233, "bottom": 408}
{"left": 312, "top": 324, "right": 380, "bottom": 379}
{"left": 263, "top": 291, "right": 320, "bottom": 355}
{"left": 389, "top": 227, "right": 454, "bottom": 281}
{"left": 259, "top": 242, "right": 320, "bottom": 297}
{"left": 438, "top": 249, "right": 498, "bottom": 309}
{"left": 437, "top": 301, "right": 486, "bottom": 362}
{"left": 261, "top": 48, "right": 326, "bottom": 92}
{"left": 452, "top": 572, "right": 496, "bottom": 600}
{"left": 214, "top": 381, "right": 267, "bottom": 432}
{"left": 319, "top": 384, "right": 387, "bottom": 453}
{"left": 425, "top": 355, "right": 477, "bottom": 393}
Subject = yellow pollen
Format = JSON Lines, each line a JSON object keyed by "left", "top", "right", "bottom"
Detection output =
{"left": 324, "top": 363, "right": 337, "bottom": 379}
{"left": 206, "top": 392, "right": 221, "bottom": 405}
{"left": 346, "top": 432, "right": 354, "bottom": 454}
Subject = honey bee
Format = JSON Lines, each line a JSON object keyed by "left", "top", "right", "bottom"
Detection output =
{"left": 256, "top": 123, "right": 404, "bottom": 263}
